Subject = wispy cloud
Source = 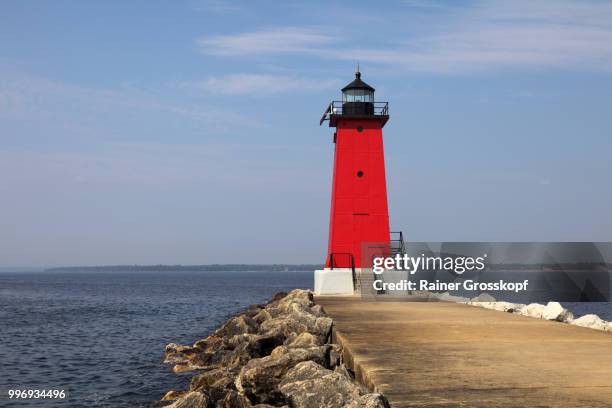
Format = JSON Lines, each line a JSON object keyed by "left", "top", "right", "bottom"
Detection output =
{"left": 180, "top": 74, "right": 339, "bottom": 96}
{"left": 198, "top": 0, "right": 612, "bottom": 74}
{"left": 381, "top": 0, "right": 612, "bottom": 73}
{"left": 197, "top": 26, "right": 335, "bottom": 56}
{"left": 0, "top": 67, "right": 262, "bottom": 137}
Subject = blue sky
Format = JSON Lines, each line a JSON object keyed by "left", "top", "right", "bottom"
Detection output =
{"left": 1, "top": 0, "right": 611, "bottom": 267}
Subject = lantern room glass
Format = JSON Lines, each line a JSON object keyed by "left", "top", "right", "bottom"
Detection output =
{"left": 343, "top": 89, "right": 373, "bottom": 103}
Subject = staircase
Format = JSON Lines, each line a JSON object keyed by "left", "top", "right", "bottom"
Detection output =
{"left": 357, "top": 231, "right": 406, "bottom": 296}
{"left": 390, "top": 231, "right": 406, "bottom": 257}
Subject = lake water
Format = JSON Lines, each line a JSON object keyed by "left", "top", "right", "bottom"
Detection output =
{"left": 0, "top": 271, "right": 312, "bottom": 407}
{"left": 0, "top": 271, "right": 609, "bottom": 407}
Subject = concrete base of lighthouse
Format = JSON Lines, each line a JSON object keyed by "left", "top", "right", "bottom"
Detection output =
{"left": 314, "top": 268, "right": 355, "bottom": 295}
{"left": 315, "top": 268, "right": 413, "bottom": 296}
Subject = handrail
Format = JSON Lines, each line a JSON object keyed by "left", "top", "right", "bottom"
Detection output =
{"left": 320, "top": 102, "right": 333, "bottom": 125}
{"left": 329, "top": 252, "right": 355, "bottom": 270}
{"left": 390, "top": 231, "right": 406, "bottom": 256}
{"left": 329, "top": 252, "right": 357, "bottom": 291}
{"left": 390, "top": 231, "right": 403, "bottom": 243}
{"left": 370, "top": 253, "right": 387, "bottom": 294}
{"left": 320, "top": 101, "right": 389, "bottom": 125}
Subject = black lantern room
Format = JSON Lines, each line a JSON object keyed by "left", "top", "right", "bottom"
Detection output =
{"left": 341, "top": 70, "right": 375, "bottom": 116}
{"left": 320, "top": 70, "right": 388, "bottom": 127}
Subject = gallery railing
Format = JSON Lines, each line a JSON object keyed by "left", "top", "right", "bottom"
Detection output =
{"left": 320, "top": 101, "right": 389, "bottom": 125}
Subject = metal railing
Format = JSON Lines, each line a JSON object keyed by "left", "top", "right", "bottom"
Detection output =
{"left": 328, "top": 252, "right": 357, "bottom": 291}
{"left": 320, "top": 101, "right": 389, "bottom": 125}
{"left": 390, "top": 231, "right": 406, "bottom": 256}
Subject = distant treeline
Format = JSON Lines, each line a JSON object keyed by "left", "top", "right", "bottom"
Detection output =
{"left": 486, "top": 262, "right": 612, "bottom": 271}
{"left": 43, "top": 263, "right": 611, "bottom": 273}
{"left": 44, "top": 264, "right": 323, "bottom": 272}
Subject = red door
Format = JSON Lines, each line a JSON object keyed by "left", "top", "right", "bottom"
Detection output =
{"left": 353, "top": 214, "right": 369, "bottom": 268}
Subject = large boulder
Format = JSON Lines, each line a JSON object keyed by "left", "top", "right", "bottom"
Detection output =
{"left": 519, "top": 303, "right": 545, "bottom": 319}
{"left": 344, "top": 394, "right": 391, "bottom": 408}
{"left": 166, "top": 391, "right": 209, "bottom": 408}
{"left": 284, "top": 289, "right": 315, "bottom": 305}
{"left": 258, "top": 314, "right": 332, "bottom": 342}
{"left": 278, "top": 361, "right": 362, "bottom": 408}
{"left": 235, "top": 346, "right": 329, "bottom": 404}
{"left": 244, "top": 305, "right": 264, "bottom": 318}
{"left": 217, "top": 390, "right": 253, "bottom": 408}
{"left": 275, "top": 299, "right": 307, "bottom": 315}
{"left": 328, "top": 343, "right": 343, "bottom": 369}
{"left": 190, "top": 367, "right": 236, "bottom": 402}
{"left": 193, "top": 334, "right": 229, "bottom": 352}
{"left": 268, "top": 345, "right": 329, "bottom": 363}
{"left": 172, "top": 349, "right": 237, "bottom": 373}
{"left": 165, "top": 343, "right": 199, "bottom": 365}
{"left": 216, "top": 315, "right": 259, "bottom": 337}
{"left": 253, "top": 405, "right": 284, "bottom": 408}
{"left": 541, "top": 302, "right": 573, "bottom": 322}
{"left": 267, "top": 291, "right": 289, "bottom": 305}
{"left": 259, "top": 315, "right": 311, "bottom": 339}
{"left": 571, "top": 314, "right": 611, "bottom": 331}
{"left": 171, "top": 331, "right": 286, "bottom": 373}
{"left": 333, "top": 363, "right": 352, "bottom": 380}
{"left": 309, "top": 304, "right": 326, "bottom": 316}
{"left": 161, "top": 390, "right": 184, "bottom": 401}
{"left": 253, "top": 309, "right": 273, "bottom": 324}
{"left": 228, "top": 333, "right": 285, "bottom": 358}
{"left": 266, "top": 289, "right": 312, "bottom": 311}
{"left": 470, "top": 293, "right": 496, "bottom": 303}
{"left": 314, "top": 316, "right": 333, "bottom": 339}
{"left": 284, "top": 332, "right": 323, "bottom": 348}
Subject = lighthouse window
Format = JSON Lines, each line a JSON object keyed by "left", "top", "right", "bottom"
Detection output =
{"left": 357, "top": 126, "right": 363, "bottom": 132}
{"left": 354, "top": 89, "right": 365, "bottom": 102}
{"left": 343, "top": 89, "right": 374, "bottom": 103}
{"left": 357, "top": 170, "right": 364, "bottom": 178}
{"left": 344, "top": 89, "right": 373, "bottom": 103}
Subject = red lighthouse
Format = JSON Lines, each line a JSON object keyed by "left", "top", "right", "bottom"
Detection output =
{"left": 315, "top": 71, "right": 398, "bottom": 294}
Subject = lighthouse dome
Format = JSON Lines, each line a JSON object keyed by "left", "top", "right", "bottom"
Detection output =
{"left": 342, "top": 71, "right": 374, "bottom": 104}
{"left": 342, "top": 71, "right": 375, "bottom": 92}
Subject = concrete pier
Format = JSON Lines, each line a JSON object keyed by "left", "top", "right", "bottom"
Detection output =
{"left": 316, "top": 297, "right": 612, "bottom": 408}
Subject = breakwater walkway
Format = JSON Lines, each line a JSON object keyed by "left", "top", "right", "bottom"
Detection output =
{"left": 316, "top": 296, "right": 612, "bottom": 408}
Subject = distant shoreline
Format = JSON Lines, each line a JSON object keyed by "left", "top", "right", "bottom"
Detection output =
{"left": 43, "top": 264, "right": 323, "bottom": 273}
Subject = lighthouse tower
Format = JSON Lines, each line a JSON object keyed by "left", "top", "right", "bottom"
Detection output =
{"left": 315, "top": 70, "right": 396, "bottom": 295}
